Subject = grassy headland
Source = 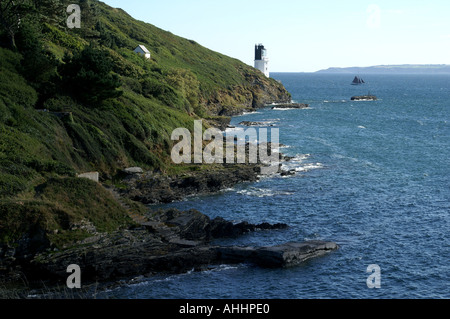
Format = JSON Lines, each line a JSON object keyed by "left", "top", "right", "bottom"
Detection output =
{"left": 0, "top": 0, "right": 291, "bottom": 273}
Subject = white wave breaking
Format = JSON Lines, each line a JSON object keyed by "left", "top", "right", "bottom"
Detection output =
{"left": 272, "top": 107, "right": 297, "bottom": 111}
{"left": 237, "top": 187, "right": 295, "bottom": 198}
{"left": 294, "top": 163, "right": 324, "bottom": 172}
{"left": 281, "top": 153, "right": 324, "bottom": 174}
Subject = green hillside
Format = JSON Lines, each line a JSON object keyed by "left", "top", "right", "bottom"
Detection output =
{"left": 0, "top": 0, "right": 290, "bottom": 250}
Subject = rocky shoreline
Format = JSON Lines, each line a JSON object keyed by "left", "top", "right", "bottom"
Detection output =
{"left": 0, "top": 209, "right": 338, "bottom": 295}
{"left": 1, "top": 207, "right": 337, "bottom": 297}
{"left": 26, "top": 209, "right": 293, "bottom": 282}
{"left": 0, "top": 157, "right": 338, "bottom": 294}
{"left": 120, "top": 164, "right": 261, "bottom": 205}
{"left": 0, "top": 119, "right": 338, "bottom": 296}
{"left": 118, "top": 142, "right": 297, "bottom": 205}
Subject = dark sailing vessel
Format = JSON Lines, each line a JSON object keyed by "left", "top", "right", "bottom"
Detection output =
{"left": 351, "top": 76, "right": 365, "bottom": 85}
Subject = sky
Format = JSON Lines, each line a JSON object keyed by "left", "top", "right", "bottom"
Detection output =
{"left": 102, "top": 0, "right": 450, "bottom": 72}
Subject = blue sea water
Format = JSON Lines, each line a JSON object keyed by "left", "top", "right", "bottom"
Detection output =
{"left": 102, "top": 73, "right": 449, "bottom": 299}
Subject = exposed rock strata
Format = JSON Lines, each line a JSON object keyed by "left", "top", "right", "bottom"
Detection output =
{"left": 204, "top": 78, "right": 292, "bottom": 117}
{"left": 120, "top": 144, "right": 295, "bottom": 205}
{"left": 122, "top": 166, "right": 261, "bottom": 205}
{"left": 22, "top": 209, "right": 336, "bottom": 284}
{"left": 218, "top": 241, "right": 339, "bottom": 268}
{"left": 21, "top": 209, "right": 288, "bottom": 281}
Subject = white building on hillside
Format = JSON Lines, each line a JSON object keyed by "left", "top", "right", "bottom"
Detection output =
{"left": 134, "top": 45, "right": 151, "bottom": 59}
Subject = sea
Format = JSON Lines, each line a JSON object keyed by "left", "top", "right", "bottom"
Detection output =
{"left": 99, "top": 73, "right": 449, "bottom": 299}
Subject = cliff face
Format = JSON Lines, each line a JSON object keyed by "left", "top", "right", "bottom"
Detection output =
{"left": 204, "top": 75, "right": 291, "bottom": 117}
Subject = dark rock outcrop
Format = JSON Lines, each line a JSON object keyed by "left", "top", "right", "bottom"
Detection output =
{"left": 119, "top": 144, "right": 297, "bottom": 205}
{"left": 29, "top": 235, "right": 337, "bottom": 283}
{"left": 148, "top": 209, "right": 288, "bottom": 242}
{"left": 239, "top": 121, "right": 267, "bottom": 126}
{"left": 123, "top": 167, "right": 144, "bottom": 175}
{"left": 218, "top": 241, "right": 338, "bottom": 268}
{"left": 271, "top": 103, "right": 310, "bottom": 109}
{"left": 122, "top": 166, "right": 262, "bottom": 204}
{"left": 17, "top": 209, "right": 338, "bottom": 285}
{"left": 351, "top": 95, "right": 377, "bottom": 101}
{"left": 204, "top": 76, "right": 292, "bottom": 118}
{"left": 280, "top": 169, "right": 296, "bottom": 177}
{"left": 210, "top": 217, "right": 288, "bottom": 239}
{"left": 238, "top": 121, "right": 277, "bottom": 127}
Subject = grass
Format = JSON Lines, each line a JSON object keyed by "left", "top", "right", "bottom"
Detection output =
{"left": 0, "top": 177, "right": 134, "bottom": 249}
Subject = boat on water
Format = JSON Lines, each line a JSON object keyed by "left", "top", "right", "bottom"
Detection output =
{"left": 351, "top": 76, "right": 365, "bottom": 85}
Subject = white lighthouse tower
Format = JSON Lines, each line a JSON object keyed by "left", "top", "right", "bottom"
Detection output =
{"left": 254, "top": 44, "right": 269, "bottom": 77}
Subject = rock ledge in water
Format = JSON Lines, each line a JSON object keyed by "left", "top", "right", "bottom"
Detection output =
{"left": 351, "top": 95, "right": 377, "bottom": 101}
{"left": 218, "top": 240, "right": 338, "bottom": 268}
{"left": 271, "top": 103, "right": 309, "bottom": 109}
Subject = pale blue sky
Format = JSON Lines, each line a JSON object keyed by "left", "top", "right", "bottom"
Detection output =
{"left": 102, "top": 0, "right": 450, "bottom": 72}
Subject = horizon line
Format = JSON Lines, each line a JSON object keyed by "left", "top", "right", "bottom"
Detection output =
{"left": 269, "top": 64, "right": 450, "bottom": 73}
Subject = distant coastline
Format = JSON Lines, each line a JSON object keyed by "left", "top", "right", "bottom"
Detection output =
{"left": 315, "top": 64, "right": 450, "bottom": 74}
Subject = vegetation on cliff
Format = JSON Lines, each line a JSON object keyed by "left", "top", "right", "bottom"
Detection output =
{"left": 0, "top": 0, "right": 291, "bottom": 253}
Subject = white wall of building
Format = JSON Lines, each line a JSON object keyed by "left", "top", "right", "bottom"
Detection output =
{"left": 255, "top": 59, "right": 269, "bottom": 77}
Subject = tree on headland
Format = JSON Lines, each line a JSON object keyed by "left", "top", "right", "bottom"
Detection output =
{"left": 15, "top": 17, "right": 59, "bottom": 103}
{"left": 31, "top": 0, "right": 66, "bottom": 27}
{"left": 0, "top": 0, "right": 34, "bottom": 49}
{"left": 58, "top": 45, "right": 123, "bottom": 105}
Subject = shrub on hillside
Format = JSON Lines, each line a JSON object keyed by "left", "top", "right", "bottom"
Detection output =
{"left": 59, "top": 46, "right": 122, "bottom": 105}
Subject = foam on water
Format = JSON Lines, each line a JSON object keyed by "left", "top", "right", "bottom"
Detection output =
{"left": 295, "top": 163, "right": 324, "bottom": 172}
{"left": 272, "top": 107, "right": 299, "bottom": 111}
{"left": 237, "top": 187, "right": 295, "bottom": 198}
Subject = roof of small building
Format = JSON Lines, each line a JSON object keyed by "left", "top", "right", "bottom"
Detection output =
{"left": 135, "top": 45, "right": 150, "bottom": 54}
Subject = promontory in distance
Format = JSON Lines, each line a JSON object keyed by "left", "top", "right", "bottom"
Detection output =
{"left": 316, "top": 64, "right": 450, "bottom": 74}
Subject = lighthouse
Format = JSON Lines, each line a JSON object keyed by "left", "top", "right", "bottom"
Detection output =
{"left": 254, "top": 44, "right": 269, "bottom": 77}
